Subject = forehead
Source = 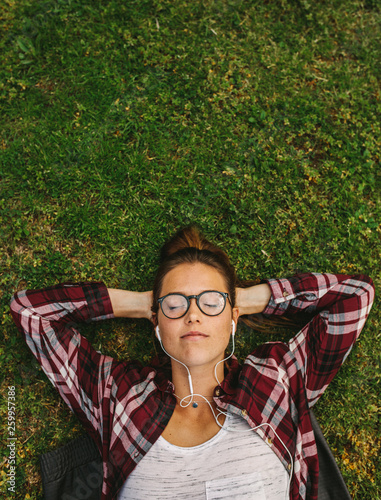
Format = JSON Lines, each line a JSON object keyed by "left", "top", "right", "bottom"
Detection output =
{"left": 161, "top": 263, "right": 227, "bottom": 296}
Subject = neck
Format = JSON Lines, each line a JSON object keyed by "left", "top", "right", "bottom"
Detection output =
{"left": 170, "top": 360, "right": 225, "bottom": 400}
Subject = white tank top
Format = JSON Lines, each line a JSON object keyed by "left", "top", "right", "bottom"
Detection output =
{"left": 118, "top": 412, "right": 288, "bottom": 499}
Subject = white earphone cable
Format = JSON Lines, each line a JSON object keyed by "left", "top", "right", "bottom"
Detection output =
{"left": 155, "top": 323, "right": 293, "bottom": 499}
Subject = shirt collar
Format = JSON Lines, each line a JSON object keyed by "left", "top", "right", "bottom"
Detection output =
{"left": 219, "top": 355, "right": 240, "bottom": 396}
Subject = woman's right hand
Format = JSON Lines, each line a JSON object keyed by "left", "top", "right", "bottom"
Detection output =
{"left": 108, "top": 289, "right": 153, "bottom": 321}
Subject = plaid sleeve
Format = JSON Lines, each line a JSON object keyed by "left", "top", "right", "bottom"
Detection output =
{"left": 263, "top": 273, "right": 375, "bottom": 406}
{"left": 10, "top": 282, "right": 115, "bottom": 440}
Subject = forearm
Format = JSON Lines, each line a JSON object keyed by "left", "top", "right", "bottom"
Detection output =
{"left": 10, "top": 282, "right": 113, "bottom": 330}
{"left": 108, "top": 289, "right": 153, "bottom": 320}
{"left": 236, "top": 284, "right": 272, "bottom": 315}
{"left": 262, "top": 273, "right": 374, "bottom": 318}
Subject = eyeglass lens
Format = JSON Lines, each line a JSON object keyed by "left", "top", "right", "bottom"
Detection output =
{"left": 161, "top": 292, "right": 226, "bottom": 318}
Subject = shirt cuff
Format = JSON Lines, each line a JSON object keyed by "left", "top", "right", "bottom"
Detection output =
{"left": 82, "top": 282, "right": 115, "bottom": 321}
{"left": 262, "top": 278, "right": 295, "bottom": 316}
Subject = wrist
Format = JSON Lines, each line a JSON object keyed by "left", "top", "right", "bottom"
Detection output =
{"left": 108, "top": 289, "right": 153, "bottom": 319}
{"left": 236, "top": 284, "right": 271, "bottom": 315}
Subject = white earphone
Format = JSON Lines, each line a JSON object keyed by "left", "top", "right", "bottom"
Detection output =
{"left": 155, "top": 325, "right": 161, "bottom": 342}
{"left": 155, "top": 320, "right": 236, "bottom": 395}
{"left": 231, "top": 319, "right": 236, "bottom": 337}
{"left": 154, "top": 318, "right": 292, "bottom": 499}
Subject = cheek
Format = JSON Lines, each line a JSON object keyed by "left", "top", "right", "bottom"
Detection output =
{"left": 217, "top": 318, "right": 233, "bottom": 342}
{"left": 157, "top": 318, "right": 177, "bottom": 342}
{"left": 221, "top": 312, "right": 233, "bottom": 330}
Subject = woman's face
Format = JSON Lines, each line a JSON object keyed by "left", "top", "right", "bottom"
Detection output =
{"left": 156, "top": 262, "right": 239, "bottom": 370}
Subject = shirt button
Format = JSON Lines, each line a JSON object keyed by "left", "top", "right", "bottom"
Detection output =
{"left": 287, "top": 463, "right": 292, "bottom": 471}
{"left": 215, "top": 388, "right": 221, "bottom": 397}
{"left": 241, "top": 409, "right": 248, "bottom": 417}
{"left": 267, "top": 437, "right": 273, "bottom": 446}
{"left": 283, "top": 290, "right": 288, "bottom": 297}
{"left": 134, "top": 451, "right": 139, "bottom": 458}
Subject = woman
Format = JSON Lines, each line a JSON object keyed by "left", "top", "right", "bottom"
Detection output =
{"left": 10, "top": 226, "right": 374, "bottom": 500}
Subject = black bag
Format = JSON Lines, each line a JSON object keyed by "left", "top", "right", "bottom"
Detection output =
{"left": 310, "top": 411, "right": 351, "bottom": 500}
{"left": 40, "top": 433, "right": 102, "bottom": 500}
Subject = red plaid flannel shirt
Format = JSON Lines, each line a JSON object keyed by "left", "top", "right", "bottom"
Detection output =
{"left": 10, "top": 273, "right": 374, "bottom": 499}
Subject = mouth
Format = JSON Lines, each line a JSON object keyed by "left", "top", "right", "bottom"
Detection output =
{"left": 181, "top": 331, "right": 208, "bottom": 339}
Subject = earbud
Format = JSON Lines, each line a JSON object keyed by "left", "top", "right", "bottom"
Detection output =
{"left": 155, "top": 325, "right": 161, "bottom": 342}
{"left": 231, "top": 320, "right": 236, "bottom": 337}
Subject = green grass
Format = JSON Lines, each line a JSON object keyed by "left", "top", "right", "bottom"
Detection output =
{"left": 1, "top": 0, "right": 380, "bottom": 498}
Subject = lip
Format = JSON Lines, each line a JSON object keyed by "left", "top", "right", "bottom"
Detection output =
{"left": 181, "top": 331, "right": 208, "bottom": 339}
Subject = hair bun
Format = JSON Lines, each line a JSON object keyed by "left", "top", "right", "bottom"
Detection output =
{"left": 160, "top": 226, "right": 212, "bottom": 261}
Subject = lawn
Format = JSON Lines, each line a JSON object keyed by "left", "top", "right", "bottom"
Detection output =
{"left": 1, "top": 0, "right": 380, "bottom": 498}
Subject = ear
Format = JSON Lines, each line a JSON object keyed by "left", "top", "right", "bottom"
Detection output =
{"left": 232, "top": 307, "right": 239, "bottom": 324}
{"left": 151, "top": 312, "right": 158, "bottom": 326}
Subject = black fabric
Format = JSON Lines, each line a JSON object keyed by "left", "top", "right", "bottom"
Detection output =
{"left": 310, "top": 411, "right": 352, "bottom": 500}
{"left": 40, "top": 433, "right": 102, "bottom": 500}
{"left": 40, "top": 411, "right": 351, "bottom": 500}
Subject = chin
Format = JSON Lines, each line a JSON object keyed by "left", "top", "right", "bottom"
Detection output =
{"left": 180, "top": 351, "right": 224, "bottom": 369}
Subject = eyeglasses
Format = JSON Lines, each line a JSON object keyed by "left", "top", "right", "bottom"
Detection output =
{"left": 158, "top": 291, "right": 231, "bottom": 319}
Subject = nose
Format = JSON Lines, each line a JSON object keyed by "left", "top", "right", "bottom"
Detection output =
{"left": 185, "top": 297, "right": 202, "bottom": 323}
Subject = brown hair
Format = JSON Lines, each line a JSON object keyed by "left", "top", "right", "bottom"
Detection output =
{"left": 152, "top": 226, "right": 237, "bottom": 315}
{"left": 152, "top": 226, "right": 305, "bottom": 333}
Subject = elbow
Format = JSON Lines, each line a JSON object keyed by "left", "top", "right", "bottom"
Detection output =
{"left": 368, "top": 277, "right": 375, "bottom": 308}
{"left": 9, "top": 292, "right": 19, "bottom": 316}
{"left": 9, "top": 290, "right": 27, "bottom": 328}
{"left": 357, "top": 275, "right": 375, "bottom": 314}
{"left": 361, "top": 274, "right": 375, "bottom": 300}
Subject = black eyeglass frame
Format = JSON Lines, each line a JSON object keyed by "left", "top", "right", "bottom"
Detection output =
{"left": 157, "top": 290, "right": 232, "bottom": 319}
